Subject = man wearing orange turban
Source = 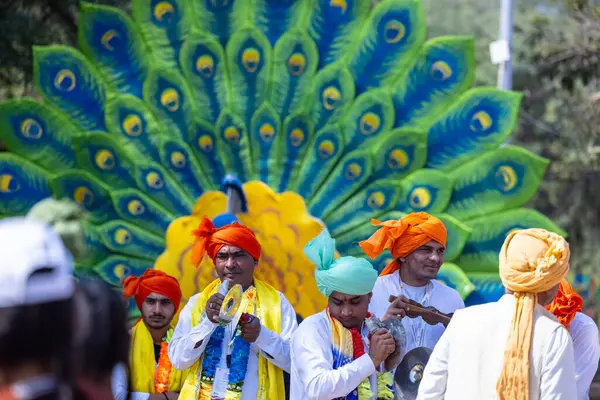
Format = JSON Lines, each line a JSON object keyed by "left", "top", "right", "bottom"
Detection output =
{"left": 418, "top": 228, "right": 577, "bottom": 400}
{"left": 114, "top": 269, "right": 185, "bottom": 400}
{"left": 360, "top": 212, "right": 465, "bottom": 355}
{"left": 547, "top": 280, "right": 600, "bottom": 399}
{"left": 168, "top": 217, "right": 297, "bottom": 400}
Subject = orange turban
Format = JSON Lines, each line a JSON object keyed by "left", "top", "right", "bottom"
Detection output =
{"left": 546, "top": 279, "right": 582, "bottom": 331}
{"left": 496, "top": 228, "right": 570, "bottom": 400}
{"left": 191, "top": 217, "right": 261, "bottom": 266}
{"left": 359, "top": 212, "right": 447, "bottom": 276}
{"left": 122, "top": 269, "right": 182, "bottom": 310}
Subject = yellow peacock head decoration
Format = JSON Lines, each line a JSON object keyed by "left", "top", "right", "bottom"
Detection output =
{"left": 0, "top": 0, "right": 565, "bottom": 318}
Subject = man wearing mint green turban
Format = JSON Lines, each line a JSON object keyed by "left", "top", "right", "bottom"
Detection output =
{"left": 290, "top": 229, "right": 400, "bottom": 400}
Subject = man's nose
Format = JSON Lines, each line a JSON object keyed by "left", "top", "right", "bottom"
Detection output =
{"left": 224, "top": 256, "right": 235, "bottom": 268}
{"left": 341, "top": 306, "right": 353, "bottom": 317}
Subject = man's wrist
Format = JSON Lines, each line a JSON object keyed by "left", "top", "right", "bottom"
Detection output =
{"left": 369, "top": 354, "right": 383, "bottom": 367}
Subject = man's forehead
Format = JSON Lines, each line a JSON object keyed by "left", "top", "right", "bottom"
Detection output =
{"left": 217, "top": 245, "right": 248, "bottom": 255}
{"left": 330, "top": 291, "right": 363, "bottom": 301}
{"left": 146, "top": 292, "right": 170, "bottom": 301}
{"left": 422, "top": 240, "right": 445, "bottom": 249}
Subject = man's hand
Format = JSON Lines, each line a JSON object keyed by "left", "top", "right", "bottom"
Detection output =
{"left": 240, "top": 314, "right": 261, "bottom": 343}
{"left": 382, "top": 295, "right": 411, "bottom": 321}
{"left": 368, "top": 329, "right": 395, "bottom": 366}
{"left": 384, "top": 341, "right": 403, "bottom": 372}
{"left": 386, "top": 295, "right": 453, "bottom": 326}
{"left": 206, "top": 293, "right": 225, "bottom": 323}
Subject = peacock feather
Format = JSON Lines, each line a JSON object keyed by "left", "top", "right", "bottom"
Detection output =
{"left": 0, "top": 0, "right": 564, "bottom": 318}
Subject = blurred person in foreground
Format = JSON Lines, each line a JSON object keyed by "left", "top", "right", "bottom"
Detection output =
{"left": 546, "top": 279, "right": 600, "bottom": 399}
{"left": 418, "top": 228, "right": 577, "bottom": 399}
{"left": 114, "top": 269, "right": 185, "bottom": 400}
{"left": 75, "top": 279, "right": 130, "bottom": 400}
{"left": 0, "top": 218, "right": 77, "bottom": 400}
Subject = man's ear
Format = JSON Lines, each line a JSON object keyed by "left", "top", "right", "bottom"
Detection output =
{"left": 368, "top": 292, "right": 373, "bottom": 301}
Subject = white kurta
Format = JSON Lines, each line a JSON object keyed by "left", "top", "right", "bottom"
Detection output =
{"left": 168, "top": 290, "right": 298, "bottom": 400}
{"left": 417, "top": 294, "right": 577, "bottom": 400}
{"left": 290, "top": 311, "right": 381, "bottom": 400}
{"left": 111, "top": 363, "right": 148, "bottom": 400}
{"left": 369, "top": 271, "right": 465, "bottom": 353}
{"left": 570, "top": 312, "right": 600, "bottom": 400}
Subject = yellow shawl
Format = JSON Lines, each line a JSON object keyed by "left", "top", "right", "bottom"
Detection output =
{"left": 179, "top": 279, "right": 284, "bottom": 399}
{"left": 130, "top": 321, "right": 186, "bottom": 393}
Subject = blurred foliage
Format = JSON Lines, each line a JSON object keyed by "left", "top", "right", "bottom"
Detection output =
{"left": 0, "top": 0, "right": 130, "bottom": 98}
{"left": 0, "top": 0, "right": 598, "bottom": 279}
{"left": 422, "top": 0, "right": 600, "bottom": 280}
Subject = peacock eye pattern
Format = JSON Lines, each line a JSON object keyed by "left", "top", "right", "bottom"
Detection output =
{"left": 0, "top": 0, "right": 563, "bottom": 316}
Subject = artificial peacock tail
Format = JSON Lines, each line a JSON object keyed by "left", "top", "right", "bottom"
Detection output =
{"left": 0, "top": 0, "right": 564, "bottom": 317}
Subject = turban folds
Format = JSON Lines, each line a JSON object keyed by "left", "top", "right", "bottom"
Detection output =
{"left": 123, "top": 269, "right": 182, "bottom": 311}
{"left": 496, "top": 228, "right": 570, "bottom": 400}
{"left": 546, "top": 279, "right": 582, "bottom": 331}
{"left": 305, "top": 229, "right": 377, "bottom": 298}
{"left": 191, "top": 217, "right": 261, "bottom": 265}
{"left": 359, "top": 212, "right": 447, "bottom": 276}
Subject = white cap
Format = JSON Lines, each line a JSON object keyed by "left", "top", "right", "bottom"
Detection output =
{"left": 0, "top": 217, "right": 75, "bottom": 308}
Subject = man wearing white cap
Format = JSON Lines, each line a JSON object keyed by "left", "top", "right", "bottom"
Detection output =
{"left": 0, "top": 217, "right": 77, "bottom": 400}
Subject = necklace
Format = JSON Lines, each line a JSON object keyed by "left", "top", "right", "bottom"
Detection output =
{"left": 399, "top": 279, "right": 431, "bottom": 348}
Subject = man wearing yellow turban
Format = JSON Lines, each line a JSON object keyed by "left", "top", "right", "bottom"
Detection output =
{"left": 359, "top": 213, "right": 464, "bottom": 354}
{"left": 417, "top": 228, "right": 577, "bottom": 399}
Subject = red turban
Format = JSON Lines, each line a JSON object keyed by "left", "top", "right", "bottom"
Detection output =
{"left": 546, "top": 279, "right": 583, "bottom": 331}
{"left": 191, "top": 217, "right": 261, "bottom": 266}
{"left": 359, "top": 212, "right": 447, "bottom": 276}
{"left": 122, "top": 269, "right": 182, "bottom": 311}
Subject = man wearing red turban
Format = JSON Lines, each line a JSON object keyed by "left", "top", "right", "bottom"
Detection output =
{"left": 113, "top": 269, "right": 185, "bottom": 400}
{"left": 547, "top": 280, "right": 600, "bottom": 399}
{"left": 359, "top": 212, "right": 465, "bottom": 355}
{"left": 168, "top": 217, "right": 297, "bottom": 400}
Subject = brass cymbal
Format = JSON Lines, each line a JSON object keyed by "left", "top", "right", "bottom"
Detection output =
{"left": 394, "top": 346, "right": 432, "bottom": 400}
{"left": 218, "top": 283, "right": 243, "bottom": 327}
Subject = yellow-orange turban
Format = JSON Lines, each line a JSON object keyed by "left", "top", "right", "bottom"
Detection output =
{"left": 123, "top": 269, "right": 182, "bottom": 311}
{"left": 496, "top": 228, "right": 570, "bottom": 400}
{"left": 359, "top": 212, "right": 447, "bottom": 276}
{"left": 190, "top": 217, "right": 261, "bottom": 266}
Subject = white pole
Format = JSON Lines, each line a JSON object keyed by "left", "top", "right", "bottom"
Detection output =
{"left": 497, "top": 0, "right": 514, "bottom": 90}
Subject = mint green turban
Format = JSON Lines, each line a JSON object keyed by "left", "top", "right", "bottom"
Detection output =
{"left": 305, "top": 229, "right": 378, "bottom": 297}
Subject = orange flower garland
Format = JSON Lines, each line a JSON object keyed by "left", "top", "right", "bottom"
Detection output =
{"left": 154, "top": 341, "right": 172, "bottom": 393}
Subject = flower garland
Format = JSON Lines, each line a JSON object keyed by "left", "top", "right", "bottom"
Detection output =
{"left": 349, "top": 315, "right": 394, "bottom": 400}
{"left": 199, "top": 288, "right": 256, "bottom": 400}
{"left": 199, "top": 325, "right": 251, "bottom": 399}
{"left": 154, "top": 328, "right": 174, "bottom": 393}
